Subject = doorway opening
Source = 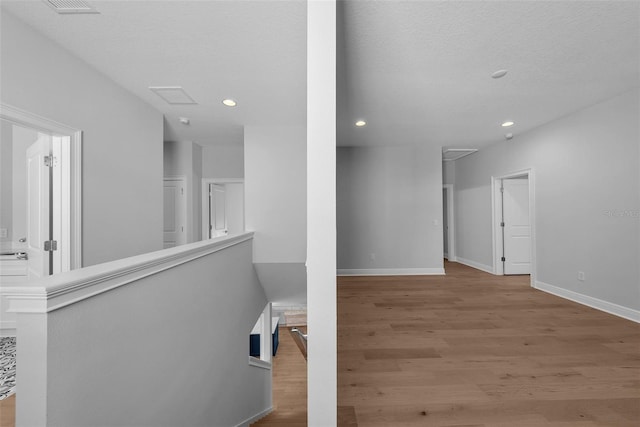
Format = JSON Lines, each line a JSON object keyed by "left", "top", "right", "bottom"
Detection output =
{"left": 0, "top": 105, "right": 82, "bottom": 277}
{"left": 162, "top": 176, "right": 187, "bottom": 248}
{"left": 201, "top": 179, "right": 244, "bottom": 240}
{"left": 492, "top": 169, "right": 536, "bottom": 285}
{"left": 442, "top": 184, "right": 455, "bottom": 262}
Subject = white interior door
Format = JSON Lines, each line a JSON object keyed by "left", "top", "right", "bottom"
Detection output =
{"left": 502, "top": 178, "right": 531, "bottom": 275}
{"left": 26, "top": 135, "right": 52, "bottom": 278}
{"left": 163, "top": 178, "right": 186, "bottom": 248}
{"left": 209, "top": 184, "right": 228, "bottom": 238}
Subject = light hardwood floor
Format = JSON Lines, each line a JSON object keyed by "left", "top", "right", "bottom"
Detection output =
{"left": 3, "top": 262, "right": 638, "bottom": 427}
{"left": 337, "top": 261, "right": 640, "bottom": 426}
{"left": 252, "top": 327, "right": 308, "bottom": 426}
{"left": 0, "top": 395, "right": 14, "bottom": 427}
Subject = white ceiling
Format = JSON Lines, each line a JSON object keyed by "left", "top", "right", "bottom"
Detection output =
{"left": 2, "top": 0, "right": 639, "bottom": 150}
{"left": 1, "top": 0, "right": 307, "bottom": 146}
{"left": 337, "top": 0, "right": 640, "bottom": 148}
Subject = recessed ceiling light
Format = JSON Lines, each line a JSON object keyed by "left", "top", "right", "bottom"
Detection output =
{"left": 355, "top": 120, "right": 366, "bottom": 127}
{"left": 222, "top": 99, "right": 237, "bottom": 107}
{"left": 179, "top": 117, "right": 190, "bottom": 125}
{"left": 501, "top": 121, "right": 514, "bottom": 127}
{"left": 491, "top": 69, "right": 508, "bottom": 79}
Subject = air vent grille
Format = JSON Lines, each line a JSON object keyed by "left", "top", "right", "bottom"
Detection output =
{"left": 149, "top": 87, "right": 198, "bottom": 105}
{"left": 442, "top": 149, "right": 478, "bottom": 161}
{"left": 44, "top": 0, "right": 100, "bottom": 14}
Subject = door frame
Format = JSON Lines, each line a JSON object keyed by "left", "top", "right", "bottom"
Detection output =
{"left": 163, "top": 176, "right": 188, "bottom": 247}
{"left": 201, "top": 178, "right": 244, "bottom": 240}
{"left": 1, "top": 103, "right": 82, "bottom": 271}
{"left": 491, "top": 168, "right": 536, "bottom": 286}
{"left": 442, "top": 184, "right": 456, "bottom": 261}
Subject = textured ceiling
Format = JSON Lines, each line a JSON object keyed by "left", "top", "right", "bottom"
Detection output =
{"left": 1, "top": 1, "right": 639, "bottom": 149}
{"left": 337, "top": 0, "right": 640, "bottom": 148}
{"left": 1, "top": 0, "right": 307, "bottom": 146}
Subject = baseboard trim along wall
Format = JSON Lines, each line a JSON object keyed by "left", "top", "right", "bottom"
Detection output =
{"left": 337, "top": 268, "right": 445, "bottom": 276}
{"left": 535, "top": 280, "right": 640, "bottom": 323}
{"left": 235, "top": 407, "right": 273, "bottom": 427}
{"left": 454, "top": 257, "right": 494, "bottom": 275}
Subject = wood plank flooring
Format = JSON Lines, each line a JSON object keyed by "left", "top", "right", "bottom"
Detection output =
{"left": 337, "top": 261, "right": 640, "bottom": 426}
{"left": 252, "top": 327, "right": 308, "bottom": 426}
{"left": 0, "top": 395, "right": 14, "bottom": 427}
{"left": 2, "top": 262, "right": 638, "bottom": 427}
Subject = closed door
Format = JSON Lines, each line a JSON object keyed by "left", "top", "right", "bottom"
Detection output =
{"left": 163, "top": 179, "right": 186, "bottom": 248}
{"left": 26, "top": 135, "right": 52, "bottom": 278}
{"left": 209, "top": 184, "right": 228, "bottom": 238}
{"left": 502, "top": 178, "right": 531, "bottom": 275}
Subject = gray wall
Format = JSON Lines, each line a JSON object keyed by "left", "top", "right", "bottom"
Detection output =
{"left": 454, "top": 89, "right": 639, "bottom": 311}
{"left": 1, "top": 11, "right": 164, "bottom": 266}
{"left": 244, "top": 125, "right": 307, "bottom": 304}
{"left": 202, "top": 144, "right": 244, "bottom": 178}
{"left": 337, "top": 145, "right": 444, "bottom": 272}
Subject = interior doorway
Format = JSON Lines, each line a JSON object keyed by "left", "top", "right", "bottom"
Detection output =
{"left": 492, "top": 169, "right": 535, "bottom": 284}
{"left": 442, "top": 184, "right": 455, "bottom": 262}
{"left": 0, "top": 104, "right": 82, "bottom": 278}
{"left": 162, "top": 177, "right": 187, "bottom": 248}
{"left": 201, "top": 179, "right": 244, "bottom": 240}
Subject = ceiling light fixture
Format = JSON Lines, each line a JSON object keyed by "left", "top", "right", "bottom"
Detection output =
{"left": 491, "top": 69, "right": 508, "bottom": 79}
{"left": 222, "top": 99, "right": 237, "bottom": 107}
{"left": 501, "top": 121, "right": 514, "bottom": 127}
{"left": 355, "top": 120, "right": 366, "bottom": 127}
{"left": 179, "top": 117, "right": 190, "bottom": 125}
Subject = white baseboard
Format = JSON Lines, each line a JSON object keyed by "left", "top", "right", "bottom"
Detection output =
{"left": 535, "top": 280, "right": 640, "bottom": 323}
{"left": 454, "top": 257, "right": 494, "bottom": 274}
{"left": 337, "top": 268, "right": 445, "bottom": 276}
{"left": 234, "top": 406, "right": 273, "bottom": 427}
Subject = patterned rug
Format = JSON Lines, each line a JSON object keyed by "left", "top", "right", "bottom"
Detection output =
{"left": 0, "top": 337, "right": 16, "bottom": 399}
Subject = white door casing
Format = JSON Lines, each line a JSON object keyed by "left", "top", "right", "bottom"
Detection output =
{"left": 502, "top": 178, "right": 531, "bottom": 275}
{"left": 26, "top": 134, "right": 51, "bottom": 278}
{"left": 210, "top": 184, "right": 228, "bottom": 238}
{"left": 163, "top": 178, "right": 187, "bottom": 248}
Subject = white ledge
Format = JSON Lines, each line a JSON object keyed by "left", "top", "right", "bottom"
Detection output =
{"left": 3, "top": 232, "right": 254, "bottom": 314}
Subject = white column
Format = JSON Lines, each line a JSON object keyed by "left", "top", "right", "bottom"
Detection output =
{"left": 307, "top": 0, "right": 337, "bottom": 425}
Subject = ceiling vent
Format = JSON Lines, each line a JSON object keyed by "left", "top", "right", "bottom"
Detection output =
{"left": 44, "top": 0, "right": 100, "bottom": 14}
{"left": 149, "top": 87, "right": 198, "bottom": 105}
{"left": 442, "top": 148, "right": 478, "bottom": 161}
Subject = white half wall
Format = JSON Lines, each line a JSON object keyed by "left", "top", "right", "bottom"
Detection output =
{"left": 337, "top": 145, "right": 444, "bottom": 272}
{"left": 10, "top": 235, "right": 271, "bottom": 427}
{"left": 454, "top": 89, "right": 640, "bottom": 313}
{"left": 1, "top": 11, "right": 164, "bottom": 266}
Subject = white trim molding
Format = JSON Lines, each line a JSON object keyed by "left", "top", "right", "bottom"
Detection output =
{"left": 4, "top": 233, "right": 254, "bottom": 315}
{"left": 337, "top": 268, "right": 445, "bottom": 276}
{"left": 234, "top": 407, "right": 273, "bottom": 427}
{"left": 454, "top": 257, "right": 494, "bottom": 275}
{"left": 535, "top": 280, "right": 640, "bottom": 323}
